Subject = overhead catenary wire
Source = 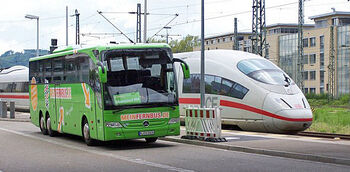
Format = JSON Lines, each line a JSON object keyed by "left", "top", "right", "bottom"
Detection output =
{"left": 97, "top": 10, "right": 134, "bottom": 43}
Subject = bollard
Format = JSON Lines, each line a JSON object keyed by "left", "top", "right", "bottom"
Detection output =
{"left": 10, "top": 101, "right": 15, "bottom": 119}
{"left": 1, "top": 101, "right": 7, "bottom": 118}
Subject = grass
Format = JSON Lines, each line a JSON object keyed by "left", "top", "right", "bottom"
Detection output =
{"left": 305, "top": 94, "right": 350, "bottom": 134}
{"left": 306, "top": 106, "right": 350, "bottom": 134}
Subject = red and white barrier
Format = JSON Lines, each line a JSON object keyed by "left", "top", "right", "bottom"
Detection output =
{"left": 184, "top": 107, "right": 224, "bottom": 141}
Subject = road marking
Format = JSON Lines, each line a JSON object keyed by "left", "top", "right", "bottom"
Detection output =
{"left": 0, "top": 127, "right": 195, "bottom": 172}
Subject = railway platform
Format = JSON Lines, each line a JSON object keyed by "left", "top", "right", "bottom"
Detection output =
{"left": 162, "top": 126, "right": 350, "bottom": 166}
{"left": 2, "top": 113, "right": 350, "bottom": 166}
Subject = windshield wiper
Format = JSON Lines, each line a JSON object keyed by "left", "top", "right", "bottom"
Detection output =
{"left": 283, "top": 74, "right": 291, "bottom": 87}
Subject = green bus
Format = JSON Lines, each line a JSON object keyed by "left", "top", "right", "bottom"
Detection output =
{"left": 29, "top": 43, "right": 189, "bottom": 145}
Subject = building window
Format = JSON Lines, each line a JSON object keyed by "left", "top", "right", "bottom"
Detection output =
{"left": 303, "top": 71, "right": 308, "bottom": 80}
{"left": 303, "top": 38, "right": 308, "bottom": 47}
{"left": 320, "top": 35, "right": 324, "bottom": 52}
{"left": 320, "top": 88, "right": 324, "bottom": 94}
{"left": 206, "top": 41, "right": 209, "bottom": 45}
{"left": 320, "top": 71, "right": 325, "bottom": 86}
{"left": 310, "top": 88, "right": 316, "bottom": 93}
{"left": 217, "top": 38, "right": 220, "bottom": 43}
{"left": 320, "top": 53, "right": 324, "bottom": 68}
{"left": 223, "top": 37, "right": 226, "bottom": 42}
{"left": 211, "top": 40, "right": 215, "bottom": 44}
{"left": 309, "top": 54, "right": 316, "bottom": 64}
{"left": 310, "top": 37, "right": 316, "bottom": 47}
{"left": 303, "top": 54, "right": 308, "bottom": 64}
{"left": 304, "top": 88, "right": 309, "bottom": 94}
{"left": 310, "top": 71, "right": 316, "bottom": 80}
{"left": 230, "top": 37, "right": 234, "bottom": 41}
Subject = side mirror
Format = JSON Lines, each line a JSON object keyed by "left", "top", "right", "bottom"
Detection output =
{"left": 173, "top": 58, "right": 190, "bottom": 79}
{"left": 97, "top": 61, "right": 107, "bottom": 83}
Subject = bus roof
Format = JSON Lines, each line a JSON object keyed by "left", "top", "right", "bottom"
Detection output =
{"left": 29, "top": 43, "right": 171, "bottom": 62}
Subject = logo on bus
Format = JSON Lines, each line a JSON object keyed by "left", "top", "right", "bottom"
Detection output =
{"left": 120, "top": 112, "right": 170, "bottom": 121}
{"left": 30, "top": 77, "right": 38, "bottom": 111}
{"left": 50, "top": 87, "right": 72, "bottom": 99}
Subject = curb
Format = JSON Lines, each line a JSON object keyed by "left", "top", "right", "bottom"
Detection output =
{"left": 0, "top": 118, "right": 30, "bottom": 122}
{"left": 160, "top": 137, "right": 350, "bottom": 166}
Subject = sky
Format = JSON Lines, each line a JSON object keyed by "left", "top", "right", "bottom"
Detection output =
{"left": 0, "top": 0, "right": 349, "bottom": 54}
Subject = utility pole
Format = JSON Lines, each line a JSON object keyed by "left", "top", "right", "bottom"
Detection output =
{"left": 297, "top": 0, "right": 304, "bottom": 91}
{"left": 200, "top": 0, "right": 205, "bottom": 108}
{"left": 143, "top": 0, "right": 147, "bottom": 43}
{"left": 163, "top": 26, "right": 171, "bottom": 44}
{"left": 328, "top": 25, "right": 335, "bottom": 101}
{"left": 234, "top": 18, "right": 239, "bottom": 50}
{"left": 251, "top": 0, "right": 267, "bottom": 58}
{"left": 66, "top": 6, "right": 68, "bottom": 46}
{"left": 136, "top": 3, "right": 142, "bottom": 43}
{"left": 71, "top": 9, "right": 80, "bottom": 45}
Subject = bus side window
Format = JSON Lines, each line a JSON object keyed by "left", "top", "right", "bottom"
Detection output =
{"left": 65, "top": 55, "right": 78, "bottom": 83}
{"left": 44, "top": 59, "right": 52, "bottom": 83}
{"left": 38, "top": 61, "right": 44, "bottom": 83}
{"left": 77, "top": 55, "right": 90, "bottom": 83}
{"left": 29, "top": 61, "right": 38, "bottom": 81}
{"left": 53, "top": 57, "right": 64, "bottom": 82}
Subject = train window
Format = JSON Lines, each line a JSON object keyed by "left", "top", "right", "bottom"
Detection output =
{"left": 183, "top": 73, "right": 249, "bottom": 99}
{"left": 220, "top": 79, "right": 233, "bottom": 96}
{"left": 183, "top": 74, "right": 200, "bottom": 93}
{"left": 237, "top": 59, "right": 293, "bottom": 86}
{"left": 229, "top": 83, "right": 249, "bottom": 99}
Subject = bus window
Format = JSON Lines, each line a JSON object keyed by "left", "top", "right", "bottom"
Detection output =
{"left": 44, "top": 59, "right": 52, "bottom": 83}
{"left": 29, "top": 61, "right": 38, "bottom": 81}
{"left": 65, "top": 57, "right": 78, "bottom": 83}
{"left": 77, "top": 55, "right": 90, "bottom": 83}
{"left": 53, "top": 57, "right": 64, "bottom": 82}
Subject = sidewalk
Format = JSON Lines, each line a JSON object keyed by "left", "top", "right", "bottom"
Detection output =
{"left": 160, "top": 127, "right": 350, "bottom": 166}
{"left": 0, "top": 111, "right": 30, "bottom": 122}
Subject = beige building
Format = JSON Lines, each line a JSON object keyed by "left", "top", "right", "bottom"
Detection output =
{"left": 193, "top": 11, "right": 350, "bottom": 96}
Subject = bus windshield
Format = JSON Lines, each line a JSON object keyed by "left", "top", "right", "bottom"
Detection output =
{"left": 237, "top": 59, "right": 294, "bottom": 86}
{"left": 103, "top": 48, "right": 177, "bottom": 109}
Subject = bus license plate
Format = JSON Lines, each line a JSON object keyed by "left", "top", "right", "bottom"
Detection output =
{"left": 139, "top": 131, "right": 155, "bottom": 136}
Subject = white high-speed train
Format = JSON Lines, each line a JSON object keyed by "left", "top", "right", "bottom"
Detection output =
{"left": 0, "top": 65, "right": 29, "bottom": 110}
{"left": 174, "top": 50, "right": 313, "bottom": 133}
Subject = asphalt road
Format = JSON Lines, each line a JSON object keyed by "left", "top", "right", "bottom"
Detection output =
{"left": 0, "top": 121, "right": 348, "bottom": 172}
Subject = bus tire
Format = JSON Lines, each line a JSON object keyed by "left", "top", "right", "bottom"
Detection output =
{"left": 40, "top": 114, "right": 48, "bottom": 135}
{"left": 82, "top": 118, "right": 98, "bottom": 146}
{"left": 145, "top": 137, "right": 158, "bottom": 143}
{"left": 46, "top": 115, "right": 56, "bottom": 137}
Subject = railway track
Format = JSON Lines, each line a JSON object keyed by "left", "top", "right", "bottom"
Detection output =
{"left": 297, "top": 132, "right": 350, "bottom": 140}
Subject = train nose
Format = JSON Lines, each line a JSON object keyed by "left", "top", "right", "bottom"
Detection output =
{"left": 273, "top": 109, "right": 313, "bottom": 131}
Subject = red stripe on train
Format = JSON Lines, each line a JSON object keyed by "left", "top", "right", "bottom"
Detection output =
{"left": 179, "top": 97, "right": 313, "bottom": 122}
{"left": 0, "top": 95, "right": 29, "bottom": 99}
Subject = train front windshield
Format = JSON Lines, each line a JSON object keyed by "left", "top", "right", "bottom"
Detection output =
{"left": 237, "top": 59, "right": 293, "bottom": 86}
{"left": 103, "top": 48, "right": 177, "bottom": 110}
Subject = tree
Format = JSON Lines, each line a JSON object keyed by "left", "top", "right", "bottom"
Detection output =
{"left": 148, "top": 35, "right": 200, "bottom": 53}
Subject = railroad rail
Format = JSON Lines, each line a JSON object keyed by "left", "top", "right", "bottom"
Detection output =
{"left": 297, "top": 132, "right": 350, "bottom": 140}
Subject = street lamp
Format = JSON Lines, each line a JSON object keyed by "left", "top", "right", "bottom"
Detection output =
{"left": 25, "top": 14, "right": 39, "bottom": 57}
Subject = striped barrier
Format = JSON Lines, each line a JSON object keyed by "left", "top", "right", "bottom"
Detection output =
{"left": 182, "top": 107, "right": 226, "bottom": 142}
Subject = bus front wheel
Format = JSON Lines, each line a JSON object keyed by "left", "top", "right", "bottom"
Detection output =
{"left": 40, "top": 115, "right": 48, "bottom": 135}
{"left": 82, "top": 119, "right": 97, "bottom": 146}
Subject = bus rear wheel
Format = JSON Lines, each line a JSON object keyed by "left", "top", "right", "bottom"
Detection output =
{"left": 145, "top": 137, "right": 158, "bottom": 143}
{"left": 46, "top": 116, "right": 56, "bottom": 137}
{"left": 40, "top": 115, "right": 48, "bottom": 135}
{"left": 82, "top": 119, "right": 97, "bottom": 146}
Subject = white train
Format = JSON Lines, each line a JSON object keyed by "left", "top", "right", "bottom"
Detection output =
{"left": 174, "top": 50, "right": 313, "bottom": 133}
{"left": 0, "top": 65, "right": 29, "bottom": 110}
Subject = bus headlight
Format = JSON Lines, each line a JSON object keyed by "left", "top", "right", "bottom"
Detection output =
{"left": 168, "top": 118, "right": 180, "bottom": 124}
{"left": 105, "top": 122, "right": 123, "bottom": 128}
